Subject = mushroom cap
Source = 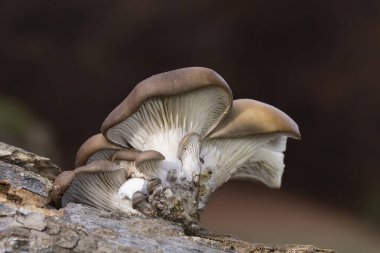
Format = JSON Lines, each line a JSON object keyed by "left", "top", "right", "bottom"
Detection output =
{"left": 51, "top": 160, "right": 123, "bottom": 208}
{"left": 112, "top": 149, "right": 142, "bottom": 162}
{"left": 59, "top": 160, "right": 136, "bottom": 213}
{"left": 101, "top": 67, "right": 232, "bottom": 136}
{"left": 208, "top": 99, "right": 301, "bottom": 139}
{"left": 74, "top": 160, "right": 121, "bottom": 175}
{"left": 50, "top": 171, "right": 75, "bottom": 208}
{"left": 132, "top": 150, "right": 165, "bottom": 179}
{"left": 75, "top": 134, "right": 121, "bottom": 167}
{"left": 135, "top": 150, "right": 165, "bottom": 167}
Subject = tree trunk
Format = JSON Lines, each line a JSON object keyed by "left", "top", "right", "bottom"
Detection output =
{"left": 0, "top": 142, "right": 334, "bottom": 253}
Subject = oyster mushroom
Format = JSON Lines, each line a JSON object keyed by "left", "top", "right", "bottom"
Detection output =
{"left": 101, "top": 67, "right": 232, "bottom": 181}
{"left": 198, "top": 99, "right": 300, "bottom": 209}
{"left": 100, "top": 67, "right": 232, "bottom": 222}
{"left": 51, "top": 134, "right": 140, "bottom": 212}
{"left": 101, "top": 67, "right": 232, "bottom": 148}
{"left": 60, "top": 160, "right": 140, "bottom": 214}
{"left": 51, "top": 134, "right": 121, "bottom": 207}
{"left": 51, "top": 160, "right": 132, "bottom": 212}
{"left": 51, "top": 67, "right": 300, "bottom": 226}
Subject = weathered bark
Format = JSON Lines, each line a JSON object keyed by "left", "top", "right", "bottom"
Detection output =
{"left": 0, "top": 142, "right": 334, "bottom": 253}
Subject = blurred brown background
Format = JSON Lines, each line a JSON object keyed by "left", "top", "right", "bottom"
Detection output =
{"left": 1, "top": 1, "right": 379, "bottom": 252}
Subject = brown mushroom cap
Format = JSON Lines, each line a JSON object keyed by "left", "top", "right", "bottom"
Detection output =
{"left": 75, "top": 134, "right": 121, "bottom": 167}
{"left": 51, "top": 160, "right": 122, "bottom": 208}
{"left": 112, "top": 149, "right": 142, "bottom": 162}
{"left": 101, "top": 67, "right": 233, "bottom": 149}
{"left": 56, "top": 160, "right": 134, "bottom": 212}
{"left": 208, "top": 99, "right": 301, "bottom": 139}
{"left": 102, "top": 67, "right": 232, "bottom": 134}
{"left": 134, "top": 150, "right": 165, "bottom": 178}
{"left": 135, "top": 150, "right": 165, "bottom": 166}
{"left": 74, "top": 160, "right": 121, "bottom": 175}
{"left": 51, "top": 171, "right": 75, "bottom": 208}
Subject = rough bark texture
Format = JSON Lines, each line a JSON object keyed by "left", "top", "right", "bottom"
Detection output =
{"left": 0, "top": 142, "right": 334, "bottom": 253}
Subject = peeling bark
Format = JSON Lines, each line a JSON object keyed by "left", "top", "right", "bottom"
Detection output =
{"left": 0, "top": 142, "right": 334, "bottom": 253}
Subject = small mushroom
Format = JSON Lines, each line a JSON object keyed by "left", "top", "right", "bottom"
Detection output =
{"left": 68, "top": 135, "right": 143, "bottom": 212}
{"left": 59, "top": 160, "right": 140, "bottom": 214}
{"left": 52, "top": 137, "right": 144, "bottom": 213}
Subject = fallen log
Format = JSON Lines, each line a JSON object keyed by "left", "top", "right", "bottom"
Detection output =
{"left": 0, "top": 142, "right": 334, "bottom": 253}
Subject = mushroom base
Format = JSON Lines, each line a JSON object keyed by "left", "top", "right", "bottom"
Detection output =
{"left": 134, "top": 178, "right": 200, "bottom": 224}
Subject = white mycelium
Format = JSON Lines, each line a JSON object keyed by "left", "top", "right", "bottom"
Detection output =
{"left": 118, "top": 178, "right": 148, "bottom": 200}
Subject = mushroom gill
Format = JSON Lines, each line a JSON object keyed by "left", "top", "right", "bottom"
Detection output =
{"left": 60, "top": 160, "right": 141, "bottom": 214}
{"left": 101, "top": 67, "right": 232, "bottom": 169}
{"left": 198, "top": 99, "right": 300, "bottom": 209}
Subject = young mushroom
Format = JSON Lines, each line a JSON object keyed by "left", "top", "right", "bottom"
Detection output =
{"left": 52, "top": 134, "right": 140, "bottom": 212}
{"left": 51, "top": 134, "right": 120, "bottom": 208}
{"left": 52, "top": 160, "right": 137, "bottom": 214}
{"left": 51, "top": 67, "right": 300, "bottom": 226}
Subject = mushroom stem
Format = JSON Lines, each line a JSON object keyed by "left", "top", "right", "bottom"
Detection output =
{"left": 177, "top": 133, "right": 202, "bottom": 181}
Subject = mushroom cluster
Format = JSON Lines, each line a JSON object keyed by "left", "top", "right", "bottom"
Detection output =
{"left": 51, "top": 67, "right": 300, "bottom": 224}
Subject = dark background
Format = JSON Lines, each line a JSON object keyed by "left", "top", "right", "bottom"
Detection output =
{"left": 1, "top": 1, "right": 379, "bottom": 251}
